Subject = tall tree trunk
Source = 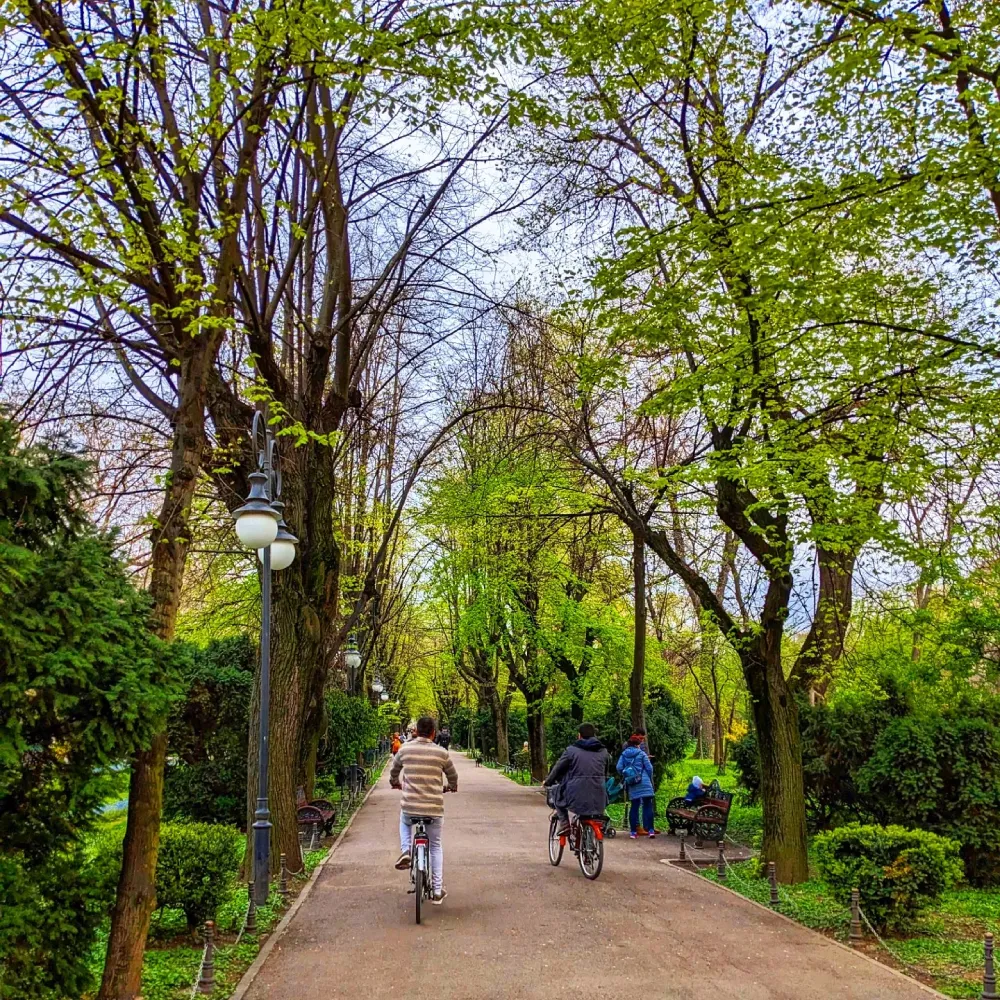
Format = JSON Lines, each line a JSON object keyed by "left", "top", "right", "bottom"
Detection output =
{"left": 631, "top": 528, "right": 647, "bottom": 733}
{"left": 242, "top": 443, "right": 337, "bottom": 876}
{"left": 99, "top": 374, "right": 208, "bottom": 1000}
{"left": 743, "top": 633, "right": 809, "bottom": 883}
{"left": 792, "top": 547, "right": 855, "bottom": 696}
{"left": 525, "top": 684, "right": 547, "bottom": 781}
{"left": 490, "top": 686, "right": 510, "bottom": 765}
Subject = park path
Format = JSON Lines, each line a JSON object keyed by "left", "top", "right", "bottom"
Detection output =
{"left": 239, "top": 753, "right": 940, "bottom": 1000}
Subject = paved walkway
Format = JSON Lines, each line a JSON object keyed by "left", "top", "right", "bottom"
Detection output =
{"left": 241, "top": 753, "right": 940, "bottom": 1000}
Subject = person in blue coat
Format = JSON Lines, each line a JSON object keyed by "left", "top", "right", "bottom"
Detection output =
{"left": 617, "top": 734, "right": 656, "bottom": 839}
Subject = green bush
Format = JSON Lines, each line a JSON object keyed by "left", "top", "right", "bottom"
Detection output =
{"left": 729, "top": 728, "right": 760, "bottom": 805}
{"left": 156, "top": 823, "right": 243, "bottom": 930}
{"left": 164, "top": 635, "right": 254, "bottom": 828}
{"left": 858, "top": 712, "right": 1000, "bottom": 884}
{"left": 89, "top": 822, "right": 242, "bottom": 931}
{"left": 319, "top": 690, "right": 383, "bottom": 777}
{"left": 814, "top": 823, "right": 963, "bottom": 931}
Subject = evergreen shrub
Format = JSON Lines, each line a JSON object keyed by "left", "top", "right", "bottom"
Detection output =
{"left": 814, "top": 823, "right": 963, "bottom": 931}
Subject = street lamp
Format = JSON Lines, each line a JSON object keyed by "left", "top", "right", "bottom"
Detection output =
{"left": 232, "top": 409, "right": 298, "bottom": 905}
{"left": 372, "top": 677, "right": 384, "bottom": 695}
{"left": 344, "top": 634, "right": 361, "bottom": 694}
{"left": 380, "top": 691, "right": 390, "bottom": 702}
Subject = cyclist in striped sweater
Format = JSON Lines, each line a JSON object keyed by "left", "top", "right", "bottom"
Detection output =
{"left": 389, "top": 716, "right": 459, "bottom": 904}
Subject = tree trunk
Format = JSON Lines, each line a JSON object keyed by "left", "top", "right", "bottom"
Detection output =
{"left": 243, "top": 441, "right": 336, "bottom": 877}
{"left": 742, "top": 636, "right": 809, "bottom": 883}
{"left": 491, "top": 686, "right": 510, "bottom": 765}
{"left": 99, "top": 370, "right": 209, "bottom": 1000}
{"left": 630, "top": 528, "right": 647, "bottom": 733}
{"left": 792, "top": 547, "right": 855, "bottom": 696}
{"left": 525, "top": 685, "right": 547, "bottom": 781}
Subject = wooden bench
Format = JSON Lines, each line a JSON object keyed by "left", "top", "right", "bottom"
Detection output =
{"left": 296, "top": 787, "right": 336, "bottom": 842}
{"left": 665, "top": 784, "right": 733, "bottom": 843}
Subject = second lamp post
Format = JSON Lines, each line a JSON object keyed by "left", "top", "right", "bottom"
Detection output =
{"left": 233, "top": 409, "right": 298, "bottom": 905}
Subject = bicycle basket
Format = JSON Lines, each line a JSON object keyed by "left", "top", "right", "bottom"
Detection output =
{"left": 545, "top": 786, "right": 559, "bottom": 809}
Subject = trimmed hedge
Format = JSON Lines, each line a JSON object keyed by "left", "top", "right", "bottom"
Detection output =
{"left": 90, "top": 821, "right": 243, "bottom": 930}
{"left": 814, "top": 823, "right": 963, "bottom": 931}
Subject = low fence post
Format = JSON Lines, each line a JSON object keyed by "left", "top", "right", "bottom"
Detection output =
{"left": 716, "top": 841, "right": 726, "bottom": 880}
{"left": 246, "top": 881, "right": 257, "bottom": 935}
{"left": 197, "top": 921, "right": 215, "bottom": 994}
{"left": 768, "top": 861, "right": 779, "bottom": 907}
{"left": 279, "top": 852, "right": 289, "bottom": 898}
{"left": 678, "top": 835, "right": 687, "bottom": 861}
{"left": 983, "top": 932, "right": 999, "bottom": 1000}
{"left": 849, "top": 888, "right": 863, "bottom": 945}
{"left": 309, "top": 821, "right": 319, "bottom": 851}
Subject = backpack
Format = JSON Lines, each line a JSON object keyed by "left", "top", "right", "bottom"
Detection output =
{"left": 620, "top": 749, "right": 644, "bottom": 787}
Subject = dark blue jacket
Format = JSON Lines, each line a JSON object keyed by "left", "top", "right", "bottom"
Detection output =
{"left": 544, "top": 737, "right": 610, "bottom": 816}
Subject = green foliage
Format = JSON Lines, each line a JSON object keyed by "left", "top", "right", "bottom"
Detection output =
{"left": 320, "top": 690, "right": 382, "bottom": 776}
{"left": 90, "top": 822, "right": 242, "bottom": 931}
{"left": 815, "top": 824, "right": 964, "bottom": 932}
{"left": 858, "top": 712, "right": 1000, "bottom": 885}
{"left": 156, "top": 824, "right": 243, "bottom": 930}
{"left": 729, "top": 729, "right": 760, "bottom": 806}
{"left": 0, "top": 851, "right": 107, "bottom": 1000}
{"left": 0, "top": 416, "right": 180, "bottom": 998}
{"left": 164, "top": 635, "right": 254, "bottom": 828}
{"left": 643, "top": 686, "right": 687, "bottom": 788}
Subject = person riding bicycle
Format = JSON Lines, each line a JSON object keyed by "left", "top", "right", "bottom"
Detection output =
{"left": 389, "top": 715, "right": 458, "bottom": 905}
{"left": 543, "top": 723, "right": 610, "bottom": 837}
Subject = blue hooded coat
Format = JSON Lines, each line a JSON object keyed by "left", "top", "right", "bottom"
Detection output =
{"left": 616, "top": 744, "right": 654, "bottom": 800}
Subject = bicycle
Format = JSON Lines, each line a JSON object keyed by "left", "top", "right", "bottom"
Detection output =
{"left": 394, "top": 785, "right": 451, "bottom": 923}
{"left": 407, "top": 815, "right": 436, "bottom": 923}
{"left": 546, "top": 792, "right": 606, "bottom": 880}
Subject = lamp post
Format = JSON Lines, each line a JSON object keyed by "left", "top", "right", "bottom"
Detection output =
{"left": 344, "top": 634, "right": 361, "bottom": 695}
{"left": 233, "top": 409, "right": 298, "bottom": 906}
{"left": 380, "top": 691, "right": 389, "bottom": 702}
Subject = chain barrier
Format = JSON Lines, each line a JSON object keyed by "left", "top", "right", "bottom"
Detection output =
{"left": 697, "top": 844, "right": 978, "bottom": 993}
{"left": 187, "top": 937, "right": 210, "bottom": 999}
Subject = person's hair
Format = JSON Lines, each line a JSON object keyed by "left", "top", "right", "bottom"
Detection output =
{"left": 578, "top": 723, "right": 597, "bottom": 740}
{"left": 627, "top": 734, "right": 644, "bottom": 746}
{"left": 416, "top": 716, "right": 436, "bottom": 737}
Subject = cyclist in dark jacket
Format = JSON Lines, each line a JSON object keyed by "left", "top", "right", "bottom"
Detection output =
{"left": 544, "top": 723, "right": 610, "bottom": 836}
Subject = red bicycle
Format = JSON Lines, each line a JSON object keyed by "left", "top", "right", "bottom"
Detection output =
{"left": 547, "top": 797, "right": 605, "bottom": 880}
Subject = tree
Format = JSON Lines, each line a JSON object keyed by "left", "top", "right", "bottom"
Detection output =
{"left": 0, "top": 417, "right": 176, "bottom": 997}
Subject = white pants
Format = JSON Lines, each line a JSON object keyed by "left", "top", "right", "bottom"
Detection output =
{"left": 400, "top": 812, "right": 444, "bottom": 893}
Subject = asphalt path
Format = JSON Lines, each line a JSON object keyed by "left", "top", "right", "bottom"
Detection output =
{"left": 240, "top": 752, "right": 941, "bottom": 1000}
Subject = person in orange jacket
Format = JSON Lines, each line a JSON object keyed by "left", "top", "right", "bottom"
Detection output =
{"left": 391, "top": 733, "right": 402, "bottom": 755}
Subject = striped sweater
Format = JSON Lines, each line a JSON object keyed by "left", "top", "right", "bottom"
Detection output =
{"left": 389, "top": 738, "right": 458, "bottom": 817}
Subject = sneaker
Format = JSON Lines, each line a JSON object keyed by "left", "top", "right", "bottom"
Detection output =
{"left": 629, "top": 832, "right": 637, "bottom": 839}
{"left": 394, "top": 851, "right": 411, "bottom": 870}
{"left": 648, "top": 831, "right": 657, "bottom": 839}
{"left": 431, "top": 889, "right": 448, "bottom": 905}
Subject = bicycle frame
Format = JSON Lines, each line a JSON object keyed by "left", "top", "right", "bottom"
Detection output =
{"left": 559, "top": 816, "right": 605, "bottom": 852}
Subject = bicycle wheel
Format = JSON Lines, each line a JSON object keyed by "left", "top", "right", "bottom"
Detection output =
{"left": 578, "top": 823, "right": 604, "bottom": 880}
{"left": 414, "top": 861, "right": 423, "bottom": 924}
{"left": 548, "top": 815, "right": 564, "bottom": 866}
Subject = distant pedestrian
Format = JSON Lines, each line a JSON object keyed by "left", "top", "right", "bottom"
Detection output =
{"left": 391, "top": 733, "right": 401, "bottom": 755}
{"left": 617, "top": 734, "right": 656, "bottom": 839}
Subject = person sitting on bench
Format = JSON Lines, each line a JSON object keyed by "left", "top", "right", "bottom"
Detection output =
{"left": 684, "top": 775, "right": 708, "bottom": 805}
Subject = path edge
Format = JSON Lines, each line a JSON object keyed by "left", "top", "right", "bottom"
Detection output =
{"left": 661, "top": 859, "right": 949, "bottom": 999}
{"left": 229, "top": 774, "right": 383, "bottom": 1000}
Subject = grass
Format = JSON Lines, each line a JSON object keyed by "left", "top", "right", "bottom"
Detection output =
{"left": 693, "top": 842, "right": 1000, "bottom": 998}
{"left": 82, "top": 756, "right": 388, "bottom": 999}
